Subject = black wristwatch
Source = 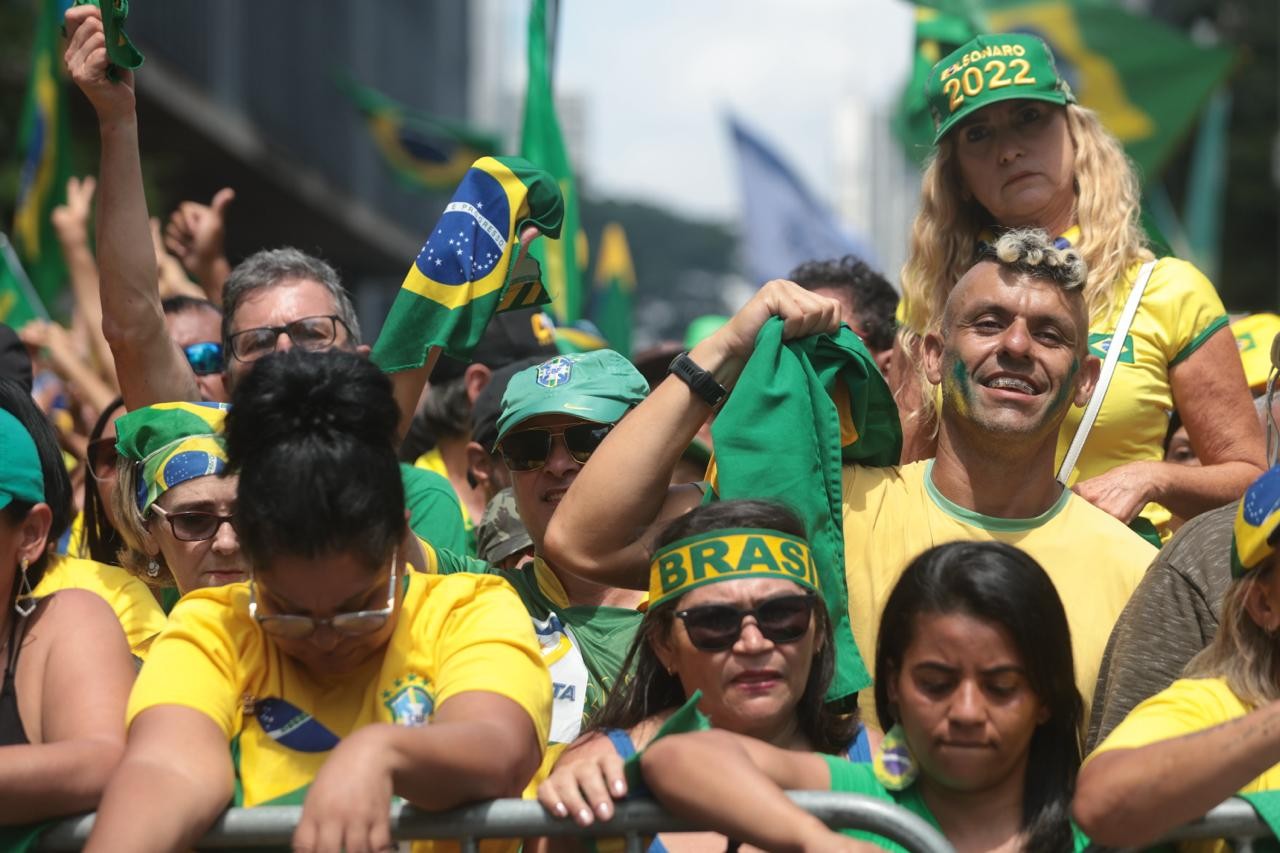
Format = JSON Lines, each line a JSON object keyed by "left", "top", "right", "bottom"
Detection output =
{"left": 668, "top": 351, "right": 728, "bottom": 410}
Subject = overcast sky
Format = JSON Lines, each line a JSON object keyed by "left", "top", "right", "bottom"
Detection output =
{"left": 492, "top": 0, "right": 916, "bottom": 224}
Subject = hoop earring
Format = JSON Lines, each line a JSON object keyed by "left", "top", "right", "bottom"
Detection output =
{"left": 14, "top": 558, "right": 36, "bottom": 618}
{"left": 146, "top": 558, "right": 161, "bottom": 579}
{"left": 873, "top": 723, "right": 919, "bottom": 791}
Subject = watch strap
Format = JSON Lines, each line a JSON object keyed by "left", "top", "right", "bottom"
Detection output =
{"left": 668, "top": 352, "right": 728, "bottom": 409}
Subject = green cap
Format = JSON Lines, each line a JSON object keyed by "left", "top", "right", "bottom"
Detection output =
{"left": 926, "top": 33, "right": 1075, "bottom": 144}
{"left": 684, "top": 315, "right": 729, "bottom": 349}
{"left": 0, "top": 409, "right": 45, "bottom": 511}
{"left": 497, "top": 350, "right": 649, "bottom": 443}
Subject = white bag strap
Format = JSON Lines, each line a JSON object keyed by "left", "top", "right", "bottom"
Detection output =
{"left": 1056, "top": 260, "right": 1157, "bottom": 485}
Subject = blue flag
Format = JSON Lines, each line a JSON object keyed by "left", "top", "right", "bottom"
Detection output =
{"left": 728, "top": 117, "right": 873, "bottom": 286}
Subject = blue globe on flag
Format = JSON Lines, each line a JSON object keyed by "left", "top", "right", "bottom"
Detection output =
{"left": 413, "top": 169, "right": 512, "bottom": 286}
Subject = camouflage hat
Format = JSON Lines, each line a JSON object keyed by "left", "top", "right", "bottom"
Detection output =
{"left": 926, "top": 33, "right": 1075, "bottom": 144}
{"left": 496, "top": 350, "right": 649, "bottom": 443}
{"left": 476, "top": 488, "right": 533, "bottom": 565}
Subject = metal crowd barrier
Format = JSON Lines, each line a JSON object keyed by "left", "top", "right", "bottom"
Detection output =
{"left": 37, "top": 791, "right": 955, "bottom": 852}
{"left": 1145, "top": 798, "right": 1274, "bottom": 853}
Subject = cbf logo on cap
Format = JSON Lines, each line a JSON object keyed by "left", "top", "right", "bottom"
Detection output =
{"left": 925, "top": 32, "right": 1075, "bottom": 144}
{"left": 536, "top": 356, "right": 573, "bottom": 388}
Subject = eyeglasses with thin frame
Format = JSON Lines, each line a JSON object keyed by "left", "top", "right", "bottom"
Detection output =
{"left": 149, "top": 503, "right": 236, "bottom": 542}
{"left": 227, "top": 315, "right": 353, "bottom": 363}
{"left": 674, "top": 593, "right": 818, "bottom": 652}
{"left": 249, "top": 560, "right": 399, "bottom": 640}
{"left": 87, "top": 437, "right": 119, "bottom": 482}
{"left": 183, "top": 341, "right": 225, "bottom": 376}
{"left": 498, "top": 423, "right": 614, "bottom": 471}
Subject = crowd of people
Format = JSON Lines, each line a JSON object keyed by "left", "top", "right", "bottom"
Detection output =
{"left": 2, "top": 6, "right": 1278, "bottom": 852}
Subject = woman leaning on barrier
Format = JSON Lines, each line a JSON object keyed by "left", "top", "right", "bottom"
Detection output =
{"left": 893, "top": 32, "right": 1263, "bottom": 543}
{"left": 614, "top": 541, "right": 1088, "bottom": 852}
{"left": 1075, "top": 465, "right": 1280, "bottom": 851}
{"left": 0, "top": 380, "right": 135, "bottom": 842}
{"left": 537, "top": 499, "right": 877, "bottom": 852}
{"left": 82, "top": 350, "right": 552, "bottom": 853}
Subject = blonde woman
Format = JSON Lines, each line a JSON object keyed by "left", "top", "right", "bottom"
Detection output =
{"left": 895, "top": 32, "right": 1263, "bottom": 541}
{"left": 1074, "top": 465, "right": 1280, "bottom": 850}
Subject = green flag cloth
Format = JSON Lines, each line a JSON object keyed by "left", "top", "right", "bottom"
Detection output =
{"left": 519, "top": 0, "right": 584, "bottom": 324}
{"left": 1240, "top": 792, "right": 1280, "bottom": 852}
{"left": 12, "top": 0, "right": 72, "bottom": 312}
{"left": 337, "top": 74, "right": 501, "bottom": 193}
{"left": 622, "top": 691, "right": 712, "bottom": 793}
{"left": 371, "top": 156, "right": 563, "bottom": 372}
{"left": 893, "top": 1, "right": 1236, "bottom": 178}
{"left": 591, "top": 222, "right": 636, "bottom": 358}
{"left": 0, "top": 233, "right": 49, "bottom": 327}
{"left": 72, "top": 0, "right": 143, "bottom": 79}
{"left": 0, "top": 820, "right": 55, "bottom": 853}
{"left": 710, "top": 319, "right": 902, "bottom": 704}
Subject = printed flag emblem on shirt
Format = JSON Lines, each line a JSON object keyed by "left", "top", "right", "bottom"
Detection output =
{"left": 535, "top": 356, "right": 573, "bottom": 388}
{"left": 371, "top": 156, "right": 564, "bottom": 373}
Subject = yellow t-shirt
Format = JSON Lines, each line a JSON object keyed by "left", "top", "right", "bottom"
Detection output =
{"left": 128, "top": 571, "right": 551, "bottom": 814}
{"left": 1088, "top": 676, "right": 1280, "bottom": 853}
{"left": 34, "top": 554, "right": 166, "bottom": 658}
{"left": 1054, "top": 255, "right": 1230, "bottom": 537}
{"left": 843, "top": 460, "right": 1155, "bottom": 730}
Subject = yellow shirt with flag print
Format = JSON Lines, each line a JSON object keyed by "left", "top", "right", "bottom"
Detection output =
{"left": 34, "top": 554, "right": 166, "bottom": 659}
{"left": 1053, "top": 251, "right": 1229, "bottom": 540}
{"left": 1088, "top": 676, "right": 1280, "bottom": 853}
{"left": 127, "top": 570, "right": 551, "bottom": 848}
{"left": 843, "top": 460, "right": 1155, "bottom": 732}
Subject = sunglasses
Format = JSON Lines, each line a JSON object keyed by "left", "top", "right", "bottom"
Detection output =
{"left": 183, "top": 342, "right": 225, "bottom": 376}
{"left": 149, "top": 503, "right": 236, "bottom": 542}
{"left": 87, "top": 436, "right": 119, "bottom": 482}
{"left": 498, "top": 423, "right": 613, "bottom": 471}
{"left": 249, "top": 561, "right": 398, "bottom": 640}
{"left": 674, "top": 593, "right": 818, "bottom": 652}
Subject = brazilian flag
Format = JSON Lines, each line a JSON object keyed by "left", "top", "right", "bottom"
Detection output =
{"left": 372, "top": 157, "right": 564, "bottom": 372}
{"left": 0, "top": 233, "right": 49, "bottom": 327}
{"left": 894, "top": 0, "right": 1236, "bottom": 178}
{"left": 338, "top": 75, "right": 502, "bottom": 193}
{"left": 590, "top": 222, "right": 637, "bottom": 358}
{"left": 11, "top": 0, "right": 72, "bottom": 312}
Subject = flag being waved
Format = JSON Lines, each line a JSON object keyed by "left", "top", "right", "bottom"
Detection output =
{"left": 371, "top": 157, "right": 564, "bottom": 373}
{"left": 590, "top": 222, "right": 636, "bottom": 358}
{"left": 519, "top": 0, "right": 584, "bottom": 324}
{"left": 0, "top": 233, "right": 50, "bottom": 328}
{"left": 12, "top": 0, "right": 73, "bottom": 312}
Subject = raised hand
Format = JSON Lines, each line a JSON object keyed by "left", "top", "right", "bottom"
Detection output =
{"left": 63, "top": 4, "right": 135, "bottom": 126}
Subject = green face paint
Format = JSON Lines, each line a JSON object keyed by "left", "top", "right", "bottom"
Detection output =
{"left": 1041, "top": 356, "right": 1080, "bottom": 426}
{"left": 941, "top": 353, "right": 974, "bottom": 417}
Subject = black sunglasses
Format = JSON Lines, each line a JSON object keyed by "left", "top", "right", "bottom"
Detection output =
{"left": 674, "top": 593, "right": 818, "bottom": 652}
{"left": 498, "top": 423, "right": 613, "bottom": 471}
{"left": 149, "top": 504, "right": 236, "bottom": 542}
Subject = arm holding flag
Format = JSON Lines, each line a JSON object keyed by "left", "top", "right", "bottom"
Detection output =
{"left": 64, "top": 4, "right": 199, "bottom": 409}
{"left": 543, "top": 280, "right": 842, "bottom": 590}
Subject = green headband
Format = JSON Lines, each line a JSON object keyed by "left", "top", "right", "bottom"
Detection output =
{"left": 648, "top": 528, "right": 820, "bottom": 610}
{"left": 925, "top": 33, "right": 1075, "bottom": 144}
{"left": 114, "top": 402, "right": 230, "bottom": 514}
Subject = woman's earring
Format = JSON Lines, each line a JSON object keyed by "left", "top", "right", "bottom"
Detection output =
{"left": 14, "top": 558, "right": 36, "bottom": 618}
{"left": 873, "top": 723, "right": 919, "bottom": 791}
{"left": 146, "top": 558, "right": 161, "bottom": 578}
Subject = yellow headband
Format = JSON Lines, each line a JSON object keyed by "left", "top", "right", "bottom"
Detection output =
{"left": 648, "top": 528, "right": 819, "bottom": 609}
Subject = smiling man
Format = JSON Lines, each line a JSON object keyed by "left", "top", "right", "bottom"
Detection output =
{"left": 546, "top": 228, "right": 1156, "bottom": 734}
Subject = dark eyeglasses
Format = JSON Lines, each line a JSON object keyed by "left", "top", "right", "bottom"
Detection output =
{"left": 183, "top": 341, "right": 225, "bottom": 376}
{"left": 674, "top": 593, "right": 818, "bottom": 652}
{"left": 87, "top": 436, "right": 119, "bottom": 482}
{"left": 228, "top": 315, "right": 352, "bottom": 363}
{"left": 497, "top": 423, "right": 613, "bottom": 472}
{"left": 249, "top": 562, "right": 398, "bottom": 640}
{"left": 149, "top": 503, "right": 236, "bottom": 542}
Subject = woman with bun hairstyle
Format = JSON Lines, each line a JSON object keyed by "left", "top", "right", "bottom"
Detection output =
{"left": 84, "top": 350, "right": 552, "bottom": 853}
{"left": 894, "top": 32, "right": 1262, "bottom": 542}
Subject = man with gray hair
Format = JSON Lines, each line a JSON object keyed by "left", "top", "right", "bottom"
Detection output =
{"left": 548, "top": 228, "right": 1156, "bottom": 727}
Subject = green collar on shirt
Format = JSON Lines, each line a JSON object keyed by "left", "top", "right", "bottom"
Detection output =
{"left": 924, "top": 460, "right": 1071, "bottom": 532}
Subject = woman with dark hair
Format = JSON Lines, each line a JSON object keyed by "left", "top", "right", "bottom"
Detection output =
{"left": 538, "top": 499, "right": 871, "bottom": 850}
{"left": 0, "top": 383, "right": 162, "bottom": 659}
{"left": 84, "top": 350, "right": 551, "bottom": 853}
{"left": 622, "top": 541, "right": 1087, "bottom": 853}
{"left": 0, "top": 378, "right": 135, "bottom": 835}
{"left": 78, "top": 396, "right": 127, "bottom": 564}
